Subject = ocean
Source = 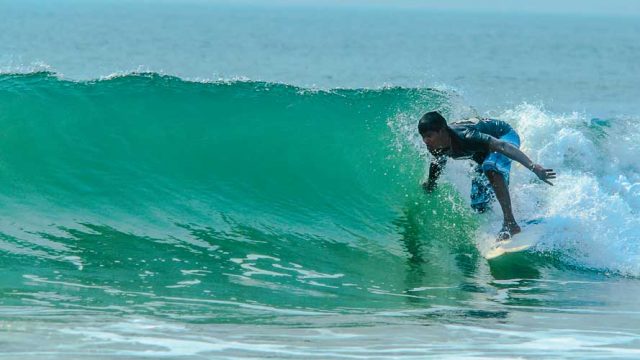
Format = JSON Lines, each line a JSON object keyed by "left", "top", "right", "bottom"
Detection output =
{"left": 1, "top": 1, "right": 639, "bottom": 358}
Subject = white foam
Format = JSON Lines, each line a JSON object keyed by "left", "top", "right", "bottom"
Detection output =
{"left": 0, "top": 61, "right": 54, "bottom": 76}
{"left": 498, "top": 104, "right": 640, "bottom": 276}
{"left": 462, "top": 104, "right": 640, "bottom": 276}
{"left": 405, "top": 102, "right": 640, "bottom": 276}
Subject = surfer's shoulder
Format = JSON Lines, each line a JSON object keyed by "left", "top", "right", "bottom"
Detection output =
{"left": 450, "top": 117, "right": 481, "bottom": 127}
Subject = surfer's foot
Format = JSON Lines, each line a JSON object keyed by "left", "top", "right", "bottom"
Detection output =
{"left": 497, "top": 221, "right": 521, "bottom": 241}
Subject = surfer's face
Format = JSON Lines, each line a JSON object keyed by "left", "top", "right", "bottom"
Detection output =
{"left": 422, "top": 129, "right": 449, "bottom": 152}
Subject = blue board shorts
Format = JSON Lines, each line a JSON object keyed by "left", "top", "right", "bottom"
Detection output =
{"left": 470, "top": 129, "right": 521, "bottom": 213}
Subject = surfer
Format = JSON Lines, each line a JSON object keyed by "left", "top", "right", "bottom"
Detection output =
{"left": 418, "top": 111, "right": 555, "bottom": 240}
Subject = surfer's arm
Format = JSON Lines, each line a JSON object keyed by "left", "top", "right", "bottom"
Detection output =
{"left": 423, "top": 156, "right": 446, "bottom": 193}
{"left": 488, "top": 138, "right": 556, "bottom": 185}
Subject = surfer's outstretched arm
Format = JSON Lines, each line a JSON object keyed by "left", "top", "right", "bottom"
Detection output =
{"left": 488, "top": 138, "right": 556, "bottom": 185}
{"left": 423, "top": 156, "right": 446, "bottom": 193}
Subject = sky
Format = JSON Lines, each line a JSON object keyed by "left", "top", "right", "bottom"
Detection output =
{"left": 8, "top": 0, "right": 638, "bottom": 17}
{"left": 201, "top": 0, "right": 640, "bottom": 17}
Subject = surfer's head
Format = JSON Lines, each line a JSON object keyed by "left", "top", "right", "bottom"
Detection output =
{"left": 418, "top": 111, "right": 450, "bottom": 151}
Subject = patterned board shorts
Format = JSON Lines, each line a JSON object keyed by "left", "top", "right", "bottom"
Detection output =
{"left": 470, "top": 129, "right": 521, "bottom": 213}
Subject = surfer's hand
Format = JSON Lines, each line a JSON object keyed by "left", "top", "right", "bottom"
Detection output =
{"left": 532, "top": 164, "right": 556, "bottom": 185}
{"left": 422, "top": 181, "right": 437, "bottom": 193}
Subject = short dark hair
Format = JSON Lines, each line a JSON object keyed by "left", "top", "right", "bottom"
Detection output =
{"left": 418, "top": 111, "right": 448, "bottom": 135}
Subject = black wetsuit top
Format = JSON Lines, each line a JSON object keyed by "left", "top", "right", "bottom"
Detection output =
{"left": 432, "top": 118, "right": 514, "bottom": 165}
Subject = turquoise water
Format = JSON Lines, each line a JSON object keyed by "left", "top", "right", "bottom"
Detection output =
{"left": 1, "top": 2, "right": 640, "bottom": 359}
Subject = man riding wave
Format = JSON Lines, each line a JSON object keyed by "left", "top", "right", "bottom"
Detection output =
{"left": 418, "top": 111, "right": 556, "bottom": 240}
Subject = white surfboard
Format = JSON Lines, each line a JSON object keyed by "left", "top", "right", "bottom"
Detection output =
{"left": 484, "top": 218, "right": 546, "bottom": 260}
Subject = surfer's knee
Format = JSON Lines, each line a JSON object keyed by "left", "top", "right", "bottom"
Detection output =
{"left": 484, "top": 169, "right": 506, "bottom": 183}
{"left": 484, "top": 169, "right": 498, "bottom": 180}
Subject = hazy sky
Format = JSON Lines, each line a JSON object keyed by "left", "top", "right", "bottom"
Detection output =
{"left": 205, "top": 0, "right": 640, "bottom": 16}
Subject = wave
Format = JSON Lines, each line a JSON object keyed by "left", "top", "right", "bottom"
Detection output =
{"left": 0, "top": 72, "right": 638, "bottom": 315}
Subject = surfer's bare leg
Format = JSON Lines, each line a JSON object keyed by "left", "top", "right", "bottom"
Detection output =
{"left": 485, "top": 170, "right": 521, "bottom": 239}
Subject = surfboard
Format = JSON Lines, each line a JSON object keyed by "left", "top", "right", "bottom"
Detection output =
{"left": 484, "top": 218, "right": 545, "bottom": 260}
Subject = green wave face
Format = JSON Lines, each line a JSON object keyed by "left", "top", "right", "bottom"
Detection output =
{"left": 0, "top": 73, "right": 480, "bottom": 319}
